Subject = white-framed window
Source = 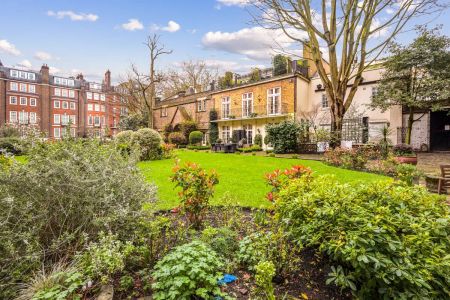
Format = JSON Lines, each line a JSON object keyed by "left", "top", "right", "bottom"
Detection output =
{"left": 69, "top": 90, "right": 75, "bottom": 98}
{"left": 88, "top": 115, "right": 93, "bottom": 125}
{"left": 20, "top": 97, "right": 27, "bottom": 105}
{"left": 30, "top": 112, "right": 37, "bottom": 124}
{"left": 94, "top": 104, "right": 100, "bottom": 112}
{"left": 9, "top": 111, "right": 17, "bottom": 123}
{"left": 371, "top": 86, "right": 378, "bottom": 99}
{"left": 9, "top": 96, "right": 17, "bottom": 105}
{"left": 94, "top": 116, "right": 101, "bottom": 126}
{"left": 221, "top": 96, "right": 230, "bottom": 119}
{"left": 321, "top": 94, "right": 329, "bottom": 108}
{"left": 29, "top": 85, "right": 36, "bottom": 93}
{"left": 197, "top": 98, "right": 206, "bottom": 112}
{"left": 101, "top": 105, "right": 106, "bottom": 112}
{"left": 62, "top": 89, "right": 68, "bottom": 97}
{"left": 68, "top": 79, "right": 75, "bottom": 87}
{"left": 243, "top": 124, "right": 253, "bottom": 144}
{"left": 160, "top": 107, "right": 168, "bottom": 117}
{"left": 10, "top": 70, "right": 35, "bottom": 80}
{"left": 61, "top": 114, "right": 69, "bottom": 125}
{"left": 87, "top": 92, "right": 93, "bottom": 99}
{"left": 28, "top": 73, "right": 36, "bottom": 80}
{"left": 10, "top": 70, "right": 18, "bottom": 78}
{"left": 222, "top": 126, "right": 231, "bottom": 143}
{"left": 19, "top": 111, "right": 28, "bottom": 124}
{"left": 70, "top": 115, "right": 76, "bottom": 124}
{"left": 20, "top": 83, "right": 27, "bottom": 92}
{"left": 10, "top": 82, "right": 18, "bottom": 91}
{"left": 30, "top": 98, "right": 37, "bottom": 106}
{"left": 55, "top": 88, "right": 61, "bottom": 96}
{"left": 70, "top": 102, "right": 76, "bottom": 110}
{"left": 54, "top": 77, "right": 74, "bottom": 87}
{"left": 267, "top": 87, "right": 281, "bottom": 115}
{"left": 87, "top": 104, "right": 93, "bottom": 111}
{"left": 242, "top": 92, "right": 253, "bottom": 117}
{"left": 90, "top": 82, "right": 101, "bottom": 90}
{"left": 54, "top": 114, "right": 60, "bottom": 124}
{"left": 62, "top": 101, "right": 69, "bottom": 109}
{"left": 54, "top": 100, "right": 60, "bottom": 108}
{"left": 93, "top": 93, "right": 99, "bottom": 101}
{"left": 100, "top": 94, "right": 106, "bottom": 101}
{"left": 54, "top": 127, "right": 60, "bottom": 138}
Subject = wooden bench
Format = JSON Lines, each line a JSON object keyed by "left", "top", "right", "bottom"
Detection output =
{"left": 438, "top": 165, "right": 450, "bottom": 194}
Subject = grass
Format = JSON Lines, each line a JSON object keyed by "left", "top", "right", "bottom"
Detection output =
{"left": 138, "top": 150, "right": 389, "bottom": 210}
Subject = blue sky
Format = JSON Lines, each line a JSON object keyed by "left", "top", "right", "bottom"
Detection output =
{"left": 0, "top": 0, "right": 449, "bottom": 83}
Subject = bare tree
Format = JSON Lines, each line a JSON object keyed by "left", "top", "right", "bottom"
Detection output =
{"left": 256, "top": 0, "right": 445, "bottom": 146}
{"left": 119, "top": 35, "right": 172, "bottom": 128}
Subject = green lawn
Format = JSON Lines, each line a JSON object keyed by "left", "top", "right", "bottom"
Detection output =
{"left": 138, "top": 150, "right": 389, "bottom": 210}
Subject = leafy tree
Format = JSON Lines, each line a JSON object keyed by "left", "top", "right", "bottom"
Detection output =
{"left": 209, "top": 109, "right": 219, "bottom": 144}
{"left": 273, "top": 54, "right": 288, "bottom": 76}
{"left": 249, "top": 68, "right": 261, "bottom": 82}
{"left": 118, "top": 113, "right": 147, "bottom": 131}
{"left": 218, "top": 71, "right": 234, "bottom": 89}
{"left": 372, "top": 26, "right": 450, "bottom": 144}
{"left": 265, "top": 120, "right": 301, "bottom": 153}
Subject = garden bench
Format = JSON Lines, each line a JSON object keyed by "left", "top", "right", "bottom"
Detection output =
{"left": 438, "top": 165, "right": 450, "bottom": 194}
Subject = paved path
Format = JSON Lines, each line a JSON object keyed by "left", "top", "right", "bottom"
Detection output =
{"left": 417, "top": 152, "right": 450, "bottom": 174}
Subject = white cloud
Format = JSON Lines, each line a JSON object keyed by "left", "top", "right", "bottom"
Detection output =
{"left": 121, "top": 19, "right": 144, "bottom": 31}
{"left": 202, "top": 26, "right": 306, "bottom": 61}
{"left": 216, "top": 0, "right": 251, "bottom": 7}
{"left": 34, "top": 51, "right": 52, "bottom": 61}
{"left": 0, "top": 39, "right": 21, "bottom": 56}
{"left": 18, "top": 59, "right": 32, "bottom": 68}
{"left": 47, "top": 10, "right": 98, "bottom": 22}
{"left": 152, "top": 20, "right": 181, "bottom": 32}
{"left": 49, "top": 66, "right": 61, "bottom": 74}
{"left": 203, "top": 59, "right": 266, "bottom": 73}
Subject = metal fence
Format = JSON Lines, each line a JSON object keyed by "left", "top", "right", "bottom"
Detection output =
{"left": 341, "top": 117, "right": 369, "bottom": 143}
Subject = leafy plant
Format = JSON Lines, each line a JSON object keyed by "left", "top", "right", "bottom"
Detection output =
{"left": 395, "top": 163, "right": 422, "bottom": 186}
{"left": 168, "top": 131, "right": 187, "bottom": 145}
{"left": 209, "top": 109, "right": 219, "bottom": 144}
{"left": 131, "top": 128, "right": 163, "bottom": 161}
{"left": 152, "top": 241, "right": 226, "bottom": 300}
{"left": 189, "top": 131, "right": 204, "bottom": 145}
{"left": 324, "top": 147, "right": 369, "bottom": 170}
{"left": 201, "top": 226, "right": 238, "bottom": 258}
{"left": 265, "top": 165, "right": 312, "bottom": 202}
{"left": 265, "top": 120, "right": 301, "bottom": 153}
{"left": 392, "top": 143, "right": 415, "bottom": 157}
{"left": 254, "top": 131, "right": 263, "bottom": 147}
{"left": 254, "top": 261, "right": 276, "bottom": 300}
{"left": 171, "top": 161, "right": 219, "bottom": 228}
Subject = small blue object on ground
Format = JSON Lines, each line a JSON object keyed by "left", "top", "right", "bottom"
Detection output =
{"left": 218, "top": 274, "right": 237, "bottom": 286}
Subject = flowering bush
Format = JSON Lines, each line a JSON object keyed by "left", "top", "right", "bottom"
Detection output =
{"left": 161, "top": 143, "right": 175, "bottom": 159}
{"left": 392, "top": 143, "right": 415, "bottom": 157}
{"left": 265, "top": 165, "right": 312, "bottom": 201}
{"left": 171, "top": 161, "right": 219, "bottom": 228}
{"left": 324, "top": 147, "right": 369, "bottom": 170}
{"left": 168, "top": 131, "right": 187, "bottom": 146}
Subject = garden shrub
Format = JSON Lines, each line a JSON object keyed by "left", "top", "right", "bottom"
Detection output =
{"left": 254, "top": 261, "right": 276, "bottom": 300}
{"left": 395, "top": 163, "right": 422, "bottom": 186}
{"left": 161, "top": 143, "right": 175, "bottom": 159}
{"left": 189, "top": 130, "right": 203, "bottom": 145}
{"left": 254, "top": 132, "right": 263, "bottom": 147}
{"left": 168, "top": 131, "right": 187, "bottom": 145}
{"left": 171, "top": 161, "right": 219, "bottom": 228}
{"left": 187, "top": 145, "right": 210, "bottom": 150}
{"left": 265, "top": 165, "right": 312, "bottom": 201}
{"left": 162, "top": 124, "right": 173, "bottom": 143}
{"left": 114, "top": 130, "right": 135, "bottom": 155}
{"left": 131, "top": 128, "right": 163, "bottom": 161}
{"left": 209, "top": 110, "right": 219, "bottom": 144}
{"left": 0, "top": 124, "right": 20, "bottom": 137}
{"left": 152, "top": 241, "right": 226, "bottom": 300}
{"left": 324, "top": 147, "right": 369, "bottom": 170}
{"left": 200, "top": 226, "right": 238, "bottom": 258}
{"left": 180, "top": 120, "right": 198, "bottom": 140}
{"left": 0, "top": 139, "right": 156, "bottom": 298}
{"left": 393, "top": 143, "right": 415, "bottom": 156}
{"left": 265, "top": 120, "right": 301, "bottom": 153}
{"left": 275, "top": 175, "right": 450, "bottom": 299}
{"left": 0, "top": 136, "right": 24, "bottom": 154}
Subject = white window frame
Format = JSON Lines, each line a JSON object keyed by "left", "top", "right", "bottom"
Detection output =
{"left": 221, "top": 126, "right": 231, "bottom": 143}
{"left": 161, "top": 107, "right": 168, "bottom": 117}
{"left": 62, "top": 89, "right": 68, "bottom": 97}
{"left": 20, "top": 97, "right": 27, "bottom": 106}
{"left": 100, "top": 94, "right": 106, "bottom": 101}
{"left": 54, "top": 127, "right": 61, "bottom": 138}
{"left": 221, "top": 96, "right": 230, "bottom": 119}
{"left": 69, "top": 90, "right": 75, "bottom": 98}
{"left": 321, "top": 93, "right": 329, "bottom": 109}
{"left": 54, "top": 114, "right": 60, "bottom": 124}
{"left": 242, "top": 92, "right": 253, "bottom": 117}
{"left": 94, "top": 116, "right": 101, "bottom": 126}
{"left": 62, "top": 101, "right": 69, "bottom": 109}
{"left": 30, "top": 112, "right": 37, "bottom": 124}
{"left": 87, "top": 92, "right": 93, "bottom": 99}
{"left": 70, "top": 115, "right": 76, "bottom": 125}
{"left": 267, "top": 87, "right": 281, "bottom": 115}
{"left": 93, "top": 93, "right": 99, "bottom": 101}
{"left": 70, "top": 102, "right": 76, "bottom": 110}
{"left": 9, "top": 96, "right": 17, "bottom": 105}
{"left": 54, "top": 100, "right": 60, "bottom": 108}
{"left": 88, "top": 115, "right": 93, "bottom": 125}
{"left": 61, "top": 114, "right": 69, "bottom": 125}
{"left": 9, "top": 111, "right": 17, "bottom": 123}
{"left": 10, "top": 82, "right": 18, "bottom": 91}
{"left": 30, "top": 98, "right": 37, "bottom": 106}
{"left": 94, "top": 104, "right": 100, "bottom": 112}
{"left": 19, "top": 111, "right": 28, "bottom": 124}
{"left": 55, "top": 88, "right": 61, "bottom": 96}
{"left": 87, "top": 104, "right": 93, "bottom": 111}
{"left": 29, "top": 85, "right": 36, "bottom": 93}
{"left": 20, "top": 83, "right": 27, "bottom": 92}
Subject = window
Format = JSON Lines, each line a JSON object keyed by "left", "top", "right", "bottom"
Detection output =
{"left": 69, "top": 90, "right": 75, "bottom": 98}
{"left": 9, "top": 96, "right": 17, "bottom": 105}
{"left": 243, "top": 124, "right": 253, "bottom": 144}
{"left": 68, "top": 79, "right": 75, "bottom": 87}
{"left": 160, "top": 107, "right": 168, "bottom": 117}
{"left": 197, "top": 98, "right": 206, "bottom": 112}
{"left": 221, "top": 126, "right": 231, "bottom": 143}
{"left": 267, "top": 87, "right": 281, "bottom": 115}
{"left": 54, "top": 100, "right": 60, "bottom": 108}
{"left": 87, "top": 92, "right": 93, "bottom": 99}
{"left": 94, "top": 104, "right": 100, "bottom": 112}
{"left": 28, "top": 73, "right": 36, "bottom": 80}
{"left": 55, "top": 88, "right": 61, "bottom": 96}
{"left": 20, "top": 83, "right": 27, "bottom": 92}
{"left": 30, "top": 112, "right": 37, "bottom": 124}
{"left": 90, "top": 83, "right": 101, "bottom": 90}
{"left": 10, "top": 70, "right": 18, "bottom": 78}
{"left": 10, "top": 70, "right": 35, "bottom": 80}
{"left": 29, "top": 85, "right": 36, "bottom": 93}
{"left": 10, "top": 82, "right": 18, "bottom": 91}
{"left": 30, "top": 98, "right": 37, "bottom": 106}
{"left": 9, "top": 111, "right": 17, "bottom": 123}
{"left": 100, "top": 94, "right": 106, "bottom": 101}
{"left": 242, "top": 93, "right": 253, "bottom": 117}
{"left": 94, "top": 93, "right": 99, "bottom": 101}
{"left": 62, "top": 101, "right": 69, "bottom": 109}
{"left": 94, "top": 116, "right": 101, "bottom": 126}
{"left": 70, "top": 115, "right": 76, "bottom": 124}
{"left": 20, "top": 97, "right": 27, "bottom": 105}
{"left": 101, "top": 105, "right": 106, "bottom": 112}
{"left": 54, "top": 114, "right": 60, "bottom": 124}
{"left": 321, "top": 94, "right": 328, "bottom": 108}
{"left": 62, "top": 89, "right": 68, "bottom": 97}
{"left": 54, "top": 77, "right": 74, "bottom": 87}
{"left": 61, "top": 114, "right": 69, "bottom": 125}
{"left": 87, "top": 104, "right": 93, "bottom": 111}
{"left": 221, "top": 97, "right": 230, "bottom": 119}
{"left": 70, "top": 102, "right": 76, "bottom": 110}
{"left": 88, "top": 115, "right": 93, "bottom": 125}
{"left": 19, "top": 111, "right": 28, "bottom": 124}
{"left": 54, "top": 128, "right": 60, "bottom": 138}
{"left": 371, "top": 86, "right": 378, "bottom": 99}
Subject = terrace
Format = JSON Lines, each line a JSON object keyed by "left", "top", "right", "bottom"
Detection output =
{"left": 213, "top": 102, "right": 290, "bottom": 122}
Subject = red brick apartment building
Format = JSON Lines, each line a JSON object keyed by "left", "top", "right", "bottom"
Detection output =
{"left": 0, "top": 62, "right": 127, "bottom": 138}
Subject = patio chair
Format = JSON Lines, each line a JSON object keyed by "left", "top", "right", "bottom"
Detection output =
{"left": 438, "top": 165, "right": 450, "bottom": 194}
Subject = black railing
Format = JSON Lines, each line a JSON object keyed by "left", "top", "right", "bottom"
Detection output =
{"left": 220, "top": 103, "right": 289, "bottom": 120}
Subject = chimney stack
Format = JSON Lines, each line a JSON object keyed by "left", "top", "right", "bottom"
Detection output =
{"left": 76, "top": 73, "right": 84, "bottom": 81}
{"left": 104, "top": 70, "right": 111, "bottom": 89}
{"left": 40, "top": 64, "right": 49, "bottom": 84}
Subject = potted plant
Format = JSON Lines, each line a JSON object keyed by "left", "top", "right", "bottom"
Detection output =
{"left": 392, "top": 143, "right": 417, "bottom": 165}
{"left": 315, "top": 128, "right": 330, "bottom": 153}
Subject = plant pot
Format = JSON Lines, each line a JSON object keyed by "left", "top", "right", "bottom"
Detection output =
{"left": 395, "top": 156, "right": 417, "bottom": 165}
{"left": 317, "top": 142, "right": 329, "bottom": 153}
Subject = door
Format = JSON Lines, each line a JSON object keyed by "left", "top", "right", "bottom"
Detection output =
{"left": 430, "top": 110, "right": 450, "bottom": 151}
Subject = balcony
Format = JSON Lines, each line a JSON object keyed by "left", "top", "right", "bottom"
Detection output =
{"left": 219, "top": 103, "right": 289, "bottom": 121}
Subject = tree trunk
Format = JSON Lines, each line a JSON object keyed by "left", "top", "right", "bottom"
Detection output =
{"left": 406, "top": 108, "right": 414, "bottom": 145}
{"left": 330, "top": 97, "right": 345, "bottom": 148}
